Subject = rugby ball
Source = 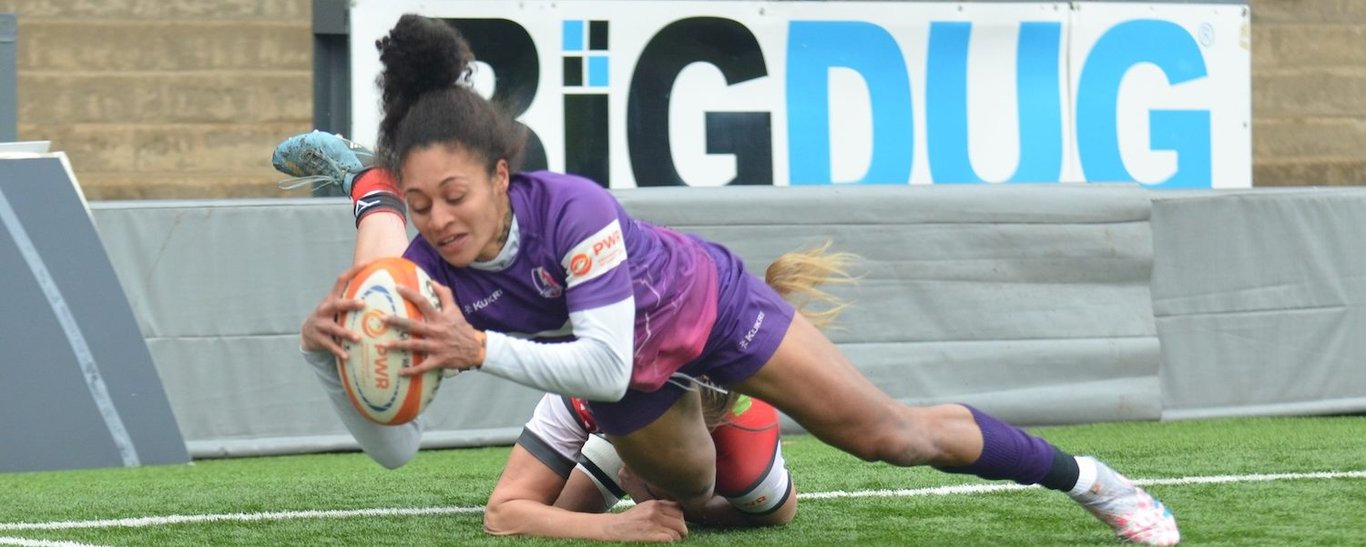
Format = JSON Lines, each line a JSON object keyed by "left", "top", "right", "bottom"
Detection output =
{"left": 338, "top": 257, "right": 443, "bottom": 425}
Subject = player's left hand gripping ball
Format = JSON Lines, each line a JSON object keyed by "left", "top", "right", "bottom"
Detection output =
{"left": 337, "top": 257, "right": 443, "bottom": 425}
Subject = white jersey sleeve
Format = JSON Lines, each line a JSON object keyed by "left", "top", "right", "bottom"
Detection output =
{"left": 481, "top": 297, "right": 633, "bottom": 402}
{"left": 301, "top": 349, "right": 422, "bottom": 470}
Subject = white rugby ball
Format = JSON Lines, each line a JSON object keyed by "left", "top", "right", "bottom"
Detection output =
{"left": 338, "top": 257, "right": 442, "bottom": 425}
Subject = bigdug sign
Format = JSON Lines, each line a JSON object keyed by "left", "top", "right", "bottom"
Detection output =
{"left": 350, "top": 1, "right": 1250, "bottom": 189}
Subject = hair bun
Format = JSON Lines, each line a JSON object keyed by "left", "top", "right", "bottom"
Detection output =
{"left": 376, "top": 14, "right": 474, "bottom": 100}
{"left": 374, "top": 14, "right": 523, "bottom": 177}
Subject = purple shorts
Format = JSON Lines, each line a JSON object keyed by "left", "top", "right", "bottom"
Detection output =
{"left": 589, "top": 239, "right": 796, "bottom": 435}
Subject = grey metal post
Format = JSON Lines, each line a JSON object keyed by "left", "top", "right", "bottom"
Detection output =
{"left": 1, "top": 13, "right": 17, "bottom": 142}
{"left": 312, "top": 0, "right": 350, "bottom": 197}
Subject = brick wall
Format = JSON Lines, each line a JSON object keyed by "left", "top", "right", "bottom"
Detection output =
{"left": 1252, "top": 0, "right": 1366, "bottom": 186}
{"left": 0, "top": 1, "right": 1361, "bottom": 199}
{"left": 1, "top": 0, "right": 314, "bottom": 199}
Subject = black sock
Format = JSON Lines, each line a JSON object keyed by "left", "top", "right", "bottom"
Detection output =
{"left": 1039, "top": 447, "right": 1080, "bottom": 492}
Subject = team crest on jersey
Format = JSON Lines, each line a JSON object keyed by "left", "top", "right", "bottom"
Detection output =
{"left": 531, "top": 266, "right": 564, "bottom": 299}
{"left": 567, "top": 396, "right": 599, "bottom": 433}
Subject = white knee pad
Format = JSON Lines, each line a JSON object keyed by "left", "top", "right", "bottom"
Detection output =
{"left": 575, "top": 434, "right": 626, "bottom": 507}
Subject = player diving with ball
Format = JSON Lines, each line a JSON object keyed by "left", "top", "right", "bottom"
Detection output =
{"left": 285, "top": 13, "right": 1180, "bottom": 545}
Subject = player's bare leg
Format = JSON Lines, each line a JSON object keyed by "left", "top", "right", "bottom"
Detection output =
{"left": 733, "top": 314, "right": 982, "bottom": 467}
{"left": 606, "top": 389, "right": 719, "bottom": 521}
{"left": 732, "top": 313, "right": 1179, "bottom": 545}
{"left": 352, "top": 198, "right": 408, "bottom": 263}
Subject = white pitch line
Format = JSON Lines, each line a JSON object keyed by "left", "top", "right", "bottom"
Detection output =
{"left": 799, "top": 469, "right": 1366, "bottom": 500}
{"left": 0, "top": 507, "right": 483, "bottom": 532}
{"left": 0, "top": 537, "right": 107, "bottom": 547}
{"left": 1137, "top": 470, "right": 1366, "bottom": 486}
{"left": 798, "top": 482, "right": 1035, "bottom": 500}
{"left": 2, "top": 470, "right": 1362, "bottom": 532}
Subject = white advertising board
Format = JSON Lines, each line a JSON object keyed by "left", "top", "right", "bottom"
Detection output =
{"left": 349, "top": 1, "right": 1250, "bottom": 188}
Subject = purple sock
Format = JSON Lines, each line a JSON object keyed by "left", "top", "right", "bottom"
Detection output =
{"left": 935, "top": 405, "right": 1077, "bottom": 490}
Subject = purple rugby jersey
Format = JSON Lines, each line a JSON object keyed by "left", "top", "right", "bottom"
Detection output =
{"left": 404, "top": 171, "right": 719, "bottom": 392}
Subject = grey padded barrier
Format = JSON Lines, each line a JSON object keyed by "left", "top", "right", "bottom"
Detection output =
{"left": 1151, "top": 189, "right": 1366, "bottom": 419}
{"left": 83, "top": 184, "right": 1366, "bottom": 458}
{"left": 91, "top": 198, "right": 545, "bottom": 458}
{"left": 91, "top": 184, "right": 1162, "bottom": 457}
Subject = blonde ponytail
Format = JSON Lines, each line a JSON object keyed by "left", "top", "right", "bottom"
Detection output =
{"left": 699, "top": 242, "right": 858, "bottom": 430}
{"left": 764, "top": 241, "right": 859, "bottom": 329}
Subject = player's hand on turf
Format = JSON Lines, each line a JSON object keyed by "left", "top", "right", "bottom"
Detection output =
{"left": 300, "top": 264, "right": 367, "bottom": 360}
{"left": 386, "top": 282, "right": 487, "bottom": 375}
{"left": 606, "top": 500, "right": 688, "bottom": 542}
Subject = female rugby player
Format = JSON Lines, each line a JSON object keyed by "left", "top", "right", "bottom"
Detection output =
{"left": 286, "top": 14, "right": 1179, "bottom": 545}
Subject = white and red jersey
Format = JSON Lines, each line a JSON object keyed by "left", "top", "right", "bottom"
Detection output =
{"left": 517, "top": 392, "right": 792, "bottom": 515}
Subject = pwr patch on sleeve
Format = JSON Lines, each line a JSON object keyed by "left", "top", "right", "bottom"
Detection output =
{"left": 563, "top": 219, "right": 627, "bottom": 288}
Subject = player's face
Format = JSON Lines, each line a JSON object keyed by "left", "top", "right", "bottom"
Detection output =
{"left": 401, "top": 144, "right": 511, "bottom": 267}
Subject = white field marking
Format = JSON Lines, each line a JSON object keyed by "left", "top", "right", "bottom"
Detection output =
{"left": 798, "top": 469, "right": 1366, "bottom": 501}
{"left": 0, "top": 507, "right": 483, "bottom": 532}
{"left": 1, "top": 470, "right": 1362, "bottom": 532}
{"left": 0, "top": 537, "right": 106, "bottom": 547}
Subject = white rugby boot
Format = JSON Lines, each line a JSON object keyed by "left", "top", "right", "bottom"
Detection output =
{"left": 1070, "top": 457, "right": 1180, "bottom": 545}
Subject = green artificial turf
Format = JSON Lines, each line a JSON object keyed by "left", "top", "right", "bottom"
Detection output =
{"left": 0, "top": 416, "right": 1361, "bottom": 545}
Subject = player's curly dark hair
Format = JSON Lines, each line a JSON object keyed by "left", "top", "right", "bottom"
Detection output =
{"left": 374, "top": 14, "right": 525, "bottom": 179}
